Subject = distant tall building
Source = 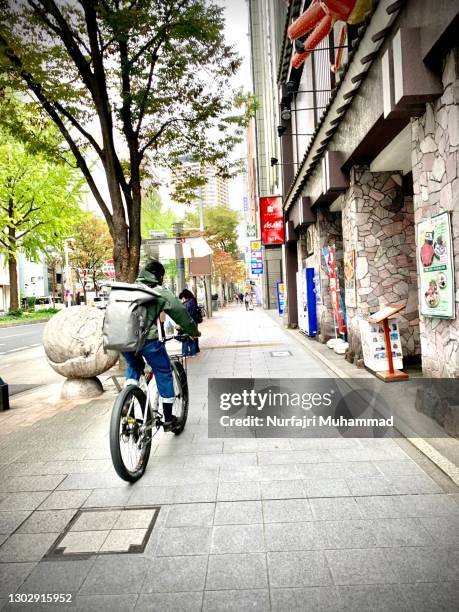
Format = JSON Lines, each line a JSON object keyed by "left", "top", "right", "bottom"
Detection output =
{"left": 174, "top": 156, "right": 229, "bottom": 208}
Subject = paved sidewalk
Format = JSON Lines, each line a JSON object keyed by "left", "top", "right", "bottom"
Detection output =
{"left": 0, "top": 305, "right": 458, "bottom": 611}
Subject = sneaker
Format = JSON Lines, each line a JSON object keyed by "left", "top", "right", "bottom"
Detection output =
{"left": 163, "top": 416, "right": 179, "bottom": 432}
{"left": 124, "top": 378, "right": 139, "bottom": 388}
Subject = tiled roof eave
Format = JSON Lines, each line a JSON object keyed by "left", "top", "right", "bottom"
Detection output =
{"left": 283, "top": 0, "right": 406, "bottom": 212}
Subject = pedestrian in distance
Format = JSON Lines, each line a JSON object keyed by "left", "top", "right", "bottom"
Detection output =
{"left": 244, "top": 292, "right": 252, "bottom": 311}
{"left": 179, "top": 289, "right": 200, "bottom": 356}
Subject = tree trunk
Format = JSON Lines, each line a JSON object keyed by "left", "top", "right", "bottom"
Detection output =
{"left": 8, "top": 252, "right": 19, "bottom": 312}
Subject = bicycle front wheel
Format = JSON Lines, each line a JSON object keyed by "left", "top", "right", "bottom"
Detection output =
{"left": 171, "top": 360, "right": 189, "bottom": 434}
{"left": 110, "top": 385, "right": 152, "bottom": 482}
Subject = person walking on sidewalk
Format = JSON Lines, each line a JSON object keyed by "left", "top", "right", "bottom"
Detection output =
{"left": 179, "top": 289, "right": 200, "bottom": 356}
{"left": 122, "top": 260, "right": 198, "bottom": 432}
{"left": 244, "top": 291, "right": 252, "bottom": 311}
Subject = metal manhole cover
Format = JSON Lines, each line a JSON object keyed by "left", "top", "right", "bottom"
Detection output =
{"left": 270, "top": 350, "right": 293, "bottom": 357}
{"left": 45, "top": 506, "right": 159, "bottom": 560}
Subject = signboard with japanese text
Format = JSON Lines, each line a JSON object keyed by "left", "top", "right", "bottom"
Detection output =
{"left": 344, "top": 250, "right": 356, "bottom": 308}
{"left": 417, "top": 212, "right": 455, "bottom": 319}
{"left": 102, "top": 259, "right": 116, "bottom": 279}
{"left": 250, "top": 240, "right": 263, "bottom": 276}
{"left": 276, "top": 282, "right": 286, "bottom": 316}
{"left": 260, "top": 196, "right": 284, "bottom": 245}
{"left": 359, "top": 318, "right": 404, "bottom": 372}
{"left": 247, "top": 224, "right": 256, "bottom": 238}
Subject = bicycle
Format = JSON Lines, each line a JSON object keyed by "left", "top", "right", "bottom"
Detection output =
{"left": 109, "top": 334, "right": 189, "bottom": 482}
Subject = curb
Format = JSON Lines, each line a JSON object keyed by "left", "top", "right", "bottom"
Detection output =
{"left": 277, "top": 319, "right": 459, "bottom": 487}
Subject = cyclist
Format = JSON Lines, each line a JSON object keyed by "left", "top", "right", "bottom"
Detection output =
{"left": 122, "top": 260, "right": 199, "bottom": 432}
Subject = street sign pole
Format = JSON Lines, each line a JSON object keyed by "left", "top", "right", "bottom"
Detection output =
{"left": 173, "top": 223, "right": 185, "bottom": 294}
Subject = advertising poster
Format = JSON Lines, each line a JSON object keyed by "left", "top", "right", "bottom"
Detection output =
{"left": 276, "top": 282, "right": 286, "bottom": 316}
{"left": 344, "top": 250, "right": 356, "bottom": 308}
{"left": 322, "top": 245, "right": 346, "bottom": 335}
{"left": 359, "top": 318, "right": 403, "bottom": 372}
{"left": 417, "top": 212, "right": 455, "bottom": 318}
{"left": 260, "top": 196, "right": 284, "bottom": 245}
{"left": 250, "top": 240, "right": 263, "bottom": 276}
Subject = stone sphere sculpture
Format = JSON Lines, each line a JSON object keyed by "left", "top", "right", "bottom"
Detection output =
{"left": 43, "top": 306, "right": 118, "bottom": 399}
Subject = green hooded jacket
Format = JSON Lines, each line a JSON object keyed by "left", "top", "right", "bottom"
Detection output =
{"left": 136, "top": 267, "right": 199, "bottom": 340}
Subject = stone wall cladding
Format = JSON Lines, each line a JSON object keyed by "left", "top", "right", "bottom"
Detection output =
{"left": 342, "top": 167, "right": 420, "bottom": 362}
{"left": 412, "top": 49, "right": 459, "bottom": 377}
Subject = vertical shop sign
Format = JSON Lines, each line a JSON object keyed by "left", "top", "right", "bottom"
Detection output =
{"left": 276, "top": 282, "right": 286, "bottom": 316}
{"left": 344, "top": 250, "right": 356, "bottom": 308}
{"left": 250, "top": 240, "right": 263, "bottom": 275}
{"left": 322, "top": 245, "right": 346, "bottom": 335}
{"left": 260, "top": 196, "right": 284, "bottom": 245}
{"left": 417, "top": 212, "right": 455, "bottom": 319}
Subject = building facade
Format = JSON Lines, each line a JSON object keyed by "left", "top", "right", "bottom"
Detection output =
{"left": 248, "top": 0, "right": 288, "bottom": 308}
{"left": 270, "top": 0, "right": 458, "bottom": 378}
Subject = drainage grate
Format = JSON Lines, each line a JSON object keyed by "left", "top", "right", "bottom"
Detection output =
{"left": 45, "top": 506, "right": 160, "bottom": 560}
{"left": 270, "top": 350, "right": 293, "bottom": 357}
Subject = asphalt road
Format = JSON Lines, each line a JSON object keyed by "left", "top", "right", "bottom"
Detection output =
{"left": 0, "top": 322, "right": 46, "bottom": 355}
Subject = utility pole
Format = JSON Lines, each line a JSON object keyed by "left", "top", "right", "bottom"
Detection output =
{"left": 173, "top": 222, "right": 185, "bottom": 294}
{"left": 64, "top": 238, "right": 74, "bottom": 308}
{"left": 197, "top": 195, "right": 213, "bottom": 318}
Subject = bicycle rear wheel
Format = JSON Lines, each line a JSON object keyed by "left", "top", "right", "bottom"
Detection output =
{"left": 110, "top": 385, "right": 152, "bottom": 482}
{"left": 171, "top": 360, "right": 189, "bottom": 434}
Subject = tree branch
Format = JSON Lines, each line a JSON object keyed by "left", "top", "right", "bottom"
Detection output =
{"left": 0, "top": 34, "right": 114, "bottom": 233}
{"left": 16, "top": 220, "right": 44, "bottom": 240}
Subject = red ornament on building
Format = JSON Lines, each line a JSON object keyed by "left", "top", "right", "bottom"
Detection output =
{"left": 260, "top": 196, "right": 284, "bottom": 245}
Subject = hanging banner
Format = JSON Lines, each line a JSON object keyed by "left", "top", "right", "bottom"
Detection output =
{"left": 276, "top": 282, "right": 286, "bottom": 316}
{"left": 322, "top": 245, "right": 346, "bottom": 335}
{"left": 344, "top": 250, "right": 356, "bottom": 308}
{"left": 260, "top": 196, "right": 284, "bottom": 245}
{"left": 250, "top": 240, "right": 263, "bottom": 276}
{"left": 417, "top": 212, "right": 455, "bottom": 319}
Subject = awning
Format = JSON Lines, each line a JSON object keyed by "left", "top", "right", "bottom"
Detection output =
{"left": 151, "top": 237, "right": 213, "bottom": 260}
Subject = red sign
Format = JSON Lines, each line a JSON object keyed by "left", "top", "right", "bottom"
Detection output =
{"left": 102, "top": 259, "right": 116, "bottom": 279}
{"left": 260, "top": 196, "right": 284, "bottom": 245}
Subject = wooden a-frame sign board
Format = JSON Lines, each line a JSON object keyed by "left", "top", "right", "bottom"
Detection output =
{"left": 368, "top": 304, "right": 409, "bottom": 382}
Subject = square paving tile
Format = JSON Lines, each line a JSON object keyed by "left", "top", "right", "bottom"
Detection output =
{"left": 18, "top": 510, "right": 77, "bottom": 534}
{"left": 0, "top": 511, "right": 31, "bottom": 536}
{"left": 303, "top": 479, "right": 352, "bottom": 498}
{"left": 337, "top": 585, "right": 412, "bottom": 612}
{"left": 325, "top": 548, "right": 398, "bottom": 585}
{"left": 203, "top": 589, "right": 270, "bottom": 612}
{"left": 18, "top": 559, "right": 94, "bottom": 595}
{"left": 206, "top": 553, "right": 268, "bottom": 590}
{"left": 166, "top": 503, "right": 215, "bottom": 527}
{"left": 309, "top": 497, "right": 362, "bottom": 521}
{"left": 271, "top": 587, "right": 340, "bottom": 612}
{"left": 265, "top": 522, "right": 325, "bottom": 552}
{"left": 70, "top": 509, "right": 121, "bottom": 532}
{"left": 142, "top": 555, "right": 208, "bottom": 593}
{"left": 80, "top": 555, "right": 149, "bottom": 595}
{"left": 0, "top": 532, "right": 59, "bottom": 562}
{"left": 155, "top": 527, "right": 212, "bottom": 556}
{"left": 211, "top": 524, "right": 265, "bottom": 554}
{"left": 68, "top": 594, "right": 136, "bottom": 612}
{"left": 260, "top": 480, "right": 306, "bottom": 500}
{"left": 383, "top": 546, "right": 459, "bottom": 582}
{"left": 0, "top": 492, "right": 49, "bottom": 512}
{"left": 217, "top": 482, "right": 261, "bottom": 502}
{"left": 137, "top": 592, "right": 203, "bottom": 612}
{"left": 262, "top": 499, "right": 312, "bottom": 523}
{"left": 0, "top": 563, "right": 35, "bottom": 598}
{"left": 39, "top": 490, "right": 92, "bottom": 510}
{"left": 214, "top": 501, "right": 262, "bottom": 525}
{"left": 267, "top": 551, "right": 332, "bottom": 588}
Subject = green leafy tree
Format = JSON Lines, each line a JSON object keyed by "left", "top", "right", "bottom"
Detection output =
{"left": 183, "top": 206, "right": 240, "bottom": 256}
{"left": 0, "top": 129, "right": 85, "bottom": 311}
{"left": 71, "top": 215, "right": 113, "bottom": 302}
{"left": 141, "top": 189, "right": 177, "bottom": 239}
{"left": 0, "top": 1, "right": 252, "bottom": 281}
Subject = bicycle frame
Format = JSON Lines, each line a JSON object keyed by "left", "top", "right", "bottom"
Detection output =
{"left": 126, "top": 334, "right": 188, "bottom": 441}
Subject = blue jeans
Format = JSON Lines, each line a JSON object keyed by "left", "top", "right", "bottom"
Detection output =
{"left": 122, "top": 340, "right": 175, "bottom": 402}
{"left": 182, "top": 338, "right": 197, "bottom": 356}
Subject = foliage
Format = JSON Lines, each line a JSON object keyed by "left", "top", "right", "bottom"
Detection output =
{"left": 0, "top": 112, "right": 85, "bottom": 310}
{"left": 0, "top": 128, "right": 85, "bottom": 261}
{"left": 0, "top": 1, "right": 253, "bottom": 281}
{"left": 141, "top": 189, "right": 177, "bottom": 239}
{"left": 70, "top": 215, "right": 113, "bottom": 298}
{"left": 183, "top": 206, "right": 240, "bottom": 256}
{"left": 0, "top": 308, "right": 58, "bottom": 326}
{"left": 212, "top": 249, "right": 246, "bottom": 285}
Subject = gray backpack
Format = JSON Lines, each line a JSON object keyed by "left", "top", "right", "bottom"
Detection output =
{"left": 102, "top": 282, "right": 161, "bottom": 353}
